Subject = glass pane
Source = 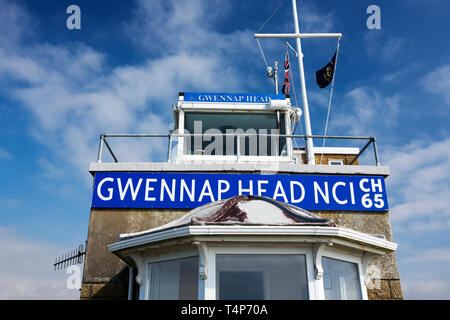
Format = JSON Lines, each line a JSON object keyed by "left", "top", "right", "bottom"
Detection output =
{"left": 322, "top": 257, "right": 362, "bottom": 300}
{"left": 216, "top": 254, "right": 308, "bottom": 300}
{"left": 148, "top": 256, "right": 198, "bottom": 300}
{"left": 184, "top": 112, "right": 286, "bottom": 156}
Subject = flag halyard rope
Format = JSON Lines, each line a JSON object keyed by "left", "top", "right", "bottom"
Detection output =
{"left": 320, "top": 37, "right": 341, "bottom": 165}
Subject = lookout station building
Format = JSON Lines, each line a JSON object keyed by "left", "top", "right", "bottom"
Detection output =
{"left": 81, "top": 92, "right": 402, "bottom": 300}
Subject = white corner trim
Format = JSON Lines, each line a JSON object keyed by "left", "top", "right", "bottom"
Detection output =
{"left": 108, "top": 225, "right": 397, "bottom": 254}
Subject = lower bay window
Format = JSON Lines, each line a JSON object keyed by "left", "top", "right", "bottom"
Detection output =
{"left": 142, "top": 246, "right": 367, "bottom": 300}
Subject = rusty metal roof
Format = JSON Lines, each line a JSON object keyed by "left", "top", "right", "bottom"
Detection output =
{"left": 119, "top": 195, "right": 334, "bottom": 241}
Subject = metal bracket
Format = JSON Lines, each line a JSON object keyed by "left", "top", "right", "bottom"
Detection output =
{"left": 362, "top": 251, "right": 379, "bottom": 286}
{"left": 312, "top": 243, "right": 327, "bottom": 280}
{"left": 127, "top": 253, "right": 145, "bottom": 286}
{"left": 193, "top": 241, "right": 208, "bottom": 280}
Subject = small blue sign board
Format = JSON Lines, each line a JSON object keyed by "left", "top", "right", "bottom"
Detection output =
{"left": 182, "top": 92, "right": 286, "bottom": 104}
{"left": 91, "top": 172, "right": 388, "bottom": 212}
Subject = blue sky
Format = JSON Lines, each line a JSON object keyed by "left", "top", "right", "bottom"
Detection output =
{"left": 0, "top": 0, "right": 449, "bottom": 299}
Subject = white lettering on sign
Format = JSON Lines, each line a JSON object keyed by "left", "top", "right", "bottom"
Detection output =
{"left": 145, "top": 178, "right": 157, "bottom": 201}
{"left": 290, "top": 181, "right": 305, "bottom": 203}
{"left": 332, "top": 182, "right": 348, "bottom": 205}
{"left": 257, "top": 180, "right": 269, "bottom": 196}
{"left": 359, "top": 178, "right": 371, "bottom": 192}
{"left": 93, "top": 174, "right": 389, "bottom": 211}
{"left": 118, "top": 178, "right": 142, "bottom": 201}
{"left": 97, "top": 177, "right": 114, "bottom": 201}
{"left": 349, "top": 182, "right": 356, "bottom": 204}
{"left": 198, "top": 180, "right": 215, "bottom": 202}
{"left": 180, "top": 179, "right": 195, "bottom": 202}
{"left": 239, "top": 180, "right": 253, "bottom": 195}
{"left": 314, "top": 181, "right": 330, "bottom": 204}
{"left": 371, "top": 178, "right": 383, "bottom": 192}
{"left": 218, "top": 180, "right": 230, "bottom": 200}
{"left": 273, "top": 181, "right": 288, "bottom": 202}
{"left": 160, "top": 179, "right": 176, "bottom": 202}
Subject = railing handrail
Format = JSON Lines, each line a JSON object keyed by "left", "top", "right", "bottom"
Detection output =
{"left": 96, "top": 133, "right": 380, "bottom": 166}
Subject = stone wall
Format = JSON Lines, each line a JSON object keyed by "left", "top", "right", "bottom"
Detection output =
{"left": 81, "top": 208, "right": 187, "bottom": 300}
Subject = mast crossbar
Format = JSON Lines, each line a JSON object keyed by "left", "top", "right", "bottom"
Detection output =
{"left": 255, "top": 33, "right": 342, "bottom": 39}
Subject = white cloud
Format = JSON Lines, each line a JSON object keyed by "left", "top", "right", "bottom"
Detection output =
{"left": 0, "top": 198, "right": 21, "bottom": 208}
{"left": 0, "top": 226, "right": 80, "bottom": 299}
{"left": 403, "top": 247, "right": 450, "bottom": 263}
{"left": 330, "top": 86, "right": 401, "bottom": 135}
{"left": 0, "top": 147, "right": 12, "bottom": 160}
{"left": 402, "top": 280, "right": 450, "bottom": 300}
{"left": 422, "top": 64, "right": 450, "bottom": 105}
{"left": 383, "top": 62, "right": 422, "bottom": 83}
{"left": 383, "top": 138, "right": 450, "bottom": 232}
{"left": 0, "top": 0, "right": 256, "bottom": 184}
{"left": 364, "top": 32, "right": 405, "bottom": 61}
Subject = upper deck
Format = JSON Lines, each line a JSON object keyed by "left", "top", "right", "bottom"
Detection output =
{"left": 91, "top": 92, "right": 388, "bottom": 177}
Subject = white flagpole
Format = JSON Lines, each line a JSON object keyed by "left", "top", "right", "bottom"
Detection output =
{"left": 254, "top": 0, "right": 342, "bottom": 165}
{"left": 291, "top": 0, "right": 315, "bottom": 165}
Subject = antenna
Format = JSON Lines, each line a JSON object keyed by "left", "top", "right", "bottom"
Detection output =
{"left": 266, "top": 61, "right": 279, "bottom": 94}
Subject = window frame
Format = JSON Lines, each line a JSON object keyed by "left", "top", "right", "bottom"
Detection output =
{"left": 142, "top": 249, "right": 199, "bottom": 300}
{"left": 140, "top": 245, "right": 370, "bottom": 300}
{"left": 205, "top": 246, "right": 316, "bottom": 300}
{"left": 176, "top": 109, "right": 293, "bottom": 162}
{"left": 319, "top": 248, "right": 368, "bottom": 300}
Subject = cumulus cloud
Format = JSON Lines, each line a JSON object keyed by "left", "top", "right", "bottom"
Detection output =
{"left": 422, "top": 64, "right": 450, "bottom": 105}
{"left": 364, "top": 31, "right": 405, "bottom": 61}
{"left": 0, "top": 0, "right": 260, "bottom": 184}
{"left": 0, "top": 147, "right": 12, "bottom": 160}
{"left": 403, "top": 280, "right": 450, "bottom": 300}
{"left": 0, "top": 226, "right": 80, "bottom": 299}
{"left": 382, "top": 138, "right": 450, "bottom": 300}
{"left": 384, "top": 138, "right": 450, "bottom": 228}
{"left": 329, "top": 86, "right": 401, "bottom": 135}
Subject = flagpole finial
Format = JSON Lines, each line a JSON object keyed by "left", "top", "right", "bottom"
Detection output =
{"left": 266, "top": 62, "right": 279, "bottom": 95}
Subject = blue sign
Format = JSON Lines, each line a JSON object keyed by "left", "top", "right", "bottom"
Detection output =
{"left": 182, "top": 92, "right": 287, "bottom": 104}
{"left": 91, "top": 172, "right": 389, "bottom": 212}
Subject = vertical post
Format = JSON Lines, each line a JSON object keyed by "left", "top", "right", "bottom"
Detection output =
{"left": 236, "top": 133, "right": 240, "bottom": 162}
{"left": 167, "top": 136, "right": 172, "bottom": 163}
{"left": 274, "top": 61, "right": 279, "bottom": 94}
{"left": 97, "top": 134, "right": 104, "bottom": 163}
{"left": 128, "top": 267, "right": 134, "bottom": 300}
{"left": 372, "top": 137, "right": 380, "bottom": 166}
{"left": 291, "top": 0, "right": 315, "bottom": 165}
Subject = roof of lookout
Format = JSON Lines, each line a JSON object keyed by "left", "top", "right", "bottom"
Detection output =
{"left": 118, "top": 195, "right": 335, "bottom": 241}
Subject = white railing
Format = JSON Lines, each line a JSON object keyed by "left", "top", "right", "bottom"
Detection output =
{"left": 96, "top": 133, "right": 380, "bottom": 166}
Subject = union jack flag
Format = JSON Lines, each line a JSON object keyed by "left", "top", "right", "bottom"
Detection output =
{"left": 281, "top": 50, "right": 290, "bottom": 95}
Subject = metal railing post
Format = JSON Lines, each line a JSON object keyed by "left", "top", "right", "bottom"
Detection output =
{"left": 372, "top": 137, "right": 380, "bottom": 166}
{"left": 348, "top": 139, "right": 372, "bottom": 166}
{"left": 102, "top": 136, "right": 119, "bottom": 163}
{"left": 236, "top": 133, "right": 240, "bottom": 162}
{"left": 167, "top": 136, "right": 172, "bottom": 163}
{"left": 97, "top": 134, "right": 104, "bottom": 163}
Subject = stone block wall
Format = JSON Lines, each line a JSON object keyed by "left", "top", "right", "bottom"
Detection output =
{"left": 81, "top": 208, "right": 187, "bottom": 300}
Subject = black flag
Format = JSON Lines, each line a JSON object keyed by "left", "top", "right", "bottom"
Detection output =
{"left": 315, "top": 51, "right": 337, "bottom": 88}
